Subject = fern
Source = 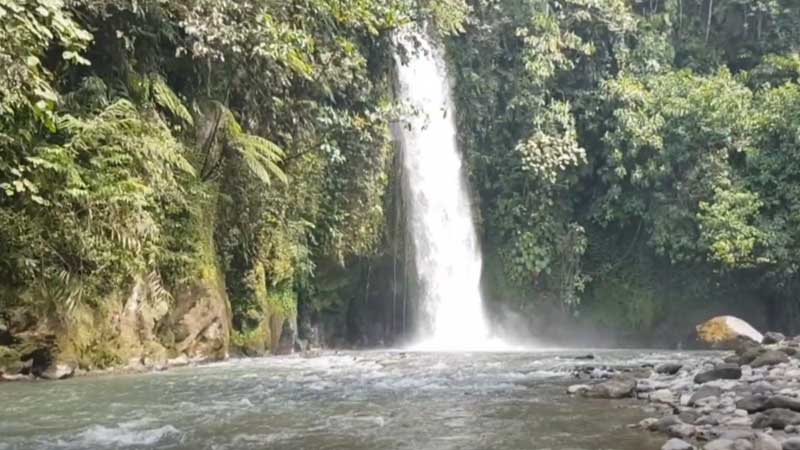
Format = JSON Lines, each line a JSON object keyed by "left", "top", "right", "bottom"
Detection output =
{"left": 149, "top": 74, "right": 194, "bottom": 126}
{"left": 195, "top": 101, "right": 288, "bottom": 185}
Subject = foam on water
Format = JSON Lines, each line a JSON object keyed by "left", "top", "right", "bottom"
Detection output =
{"left": 75, "top": 420, "right": 180, "bottom": 447}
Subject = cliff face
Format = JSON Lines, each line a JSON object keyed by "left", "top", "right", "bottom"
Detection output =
{"left": 0, "top": 266, "right": 232, "bottom": 380}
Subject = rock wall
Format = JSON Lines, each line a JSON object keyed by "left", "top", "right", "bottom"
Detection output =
{"left": 0, "top": 268, "right": 232, "bottom": 381}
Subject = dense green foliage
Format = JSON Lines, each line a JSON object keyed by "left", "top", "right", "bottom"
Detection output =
{"left": 5, "top": 0, "right": 800, "bottom": 350}
{"left": 449, "top": 0, "right": 800, "bottom": 337}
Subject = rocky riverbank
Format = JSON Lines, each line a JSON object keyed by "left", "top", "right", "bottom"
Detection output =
{"left": 569, "top": 333, "right": 800, "bottom": 450}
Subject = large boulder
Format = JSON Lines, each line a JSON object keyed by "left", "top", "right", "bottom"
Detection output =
{"left": 697, "top": 316, "right": 763, "bottom": 349}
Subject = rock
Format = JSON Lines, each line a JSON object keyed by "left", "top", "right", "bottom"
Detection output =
{"left": 724, "top": 416, "right": 753, "bottom": 427}
{"left": 567, "top": 384, "right": 590, "bottom": 395}
{"left": 740, "top": 347, "right": 768, "bottom": 365}
{"left": 705, "top": 439, "right": 736, "bottom": 450}
{"left": 695, "top": 364, "right": 743, "bottom": 384}
{"left": 668, "top": 423, "right": 697, "bottom": 439}
{"left": 639, "top": 379, "right": 658, "bottom": 393}
{"left": 39, "top": 362, "right": 75, "bottom": 380}
{"left": 719, "top": 430, "right": 756, "bottom": 441}
{"left": 752, "top": 409, "right": 800, "bottom": 429}
{"left": 765, "top": 396, "right": 800, "bottom": 413}
{"left": 640, "top": 418, "right": 659, "bottom": 429}
{"left": 294, "top": 338, "right": 308, "bottom": 353}
{"left": 680, "top": 410, "right": 700, "bottom": 424}
{"left": 275, "top": 318, "right": 297, "bottom": 356}
{"left": 627, "top": 367, "right": 654, "bottom": 379}
{"left": 691, "top": 386, "right": 725, "bottom": 405}
{"left": 763, "top": 332, "right": 787, "bottom": 345}
{"left": 168, "top": 355, "right": 190, "bottom": 367}
{"left": 658, "top": 363, "right": 685, "bottom": 375}
{"left": 650, "top": 415, "right": 685, "bottom": 432}
{"left": 752, "top": 351, "right": 790, "bottom": 369}
{"left": 652, "top": 389, "right": 676, "bottom": 404}
{"left": 735, "top": 440, "right": 754, "bottom": 450}
{"left": 696, "top": 415, "right": 721, "bottom": 426}
{"left": 783, "top": 438, "right": 800, "bottom": 450}
{"left": 663, "top": 438, "right": 695, "bottom": 450}
{"left": 583, "top": 375, "right": 637, "bottom": 399}
{"left": 752, "top": 382, "right": 778, "bottom": 395}
{"left": 697, "top": 316, "right": 764, "bottom": 349}
{"left": 753, "top": 432, "right": 781, "bottom": 450}
{"left": 738, "top": 395, "right": 770, "bottom": 413}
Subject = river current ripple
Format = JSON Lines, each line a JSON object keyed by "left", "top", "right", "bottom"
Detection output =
{"left": 0, "top": 350, "right": 699, "bottom": 450}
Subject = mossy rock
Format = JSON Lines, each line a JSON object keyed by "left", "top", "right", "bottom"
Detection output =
{"left": 0, "top": 346, "right": 24, "bottom": 374}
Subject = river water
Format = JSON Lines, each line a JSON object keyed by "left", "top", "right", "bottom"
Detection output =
{"left": 0, "top": 350, "right": 686, "bottom": 450}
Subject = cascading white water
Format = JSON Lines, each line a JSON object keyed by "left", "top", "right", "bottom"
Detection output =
{"left": 393, "top": 25, "right": 501, "bottom": 351}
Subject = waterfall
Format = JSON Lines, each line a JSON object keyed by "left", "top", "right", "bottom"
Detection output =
{"left": 393, "top": 25, "right": 499, "bottom": 351}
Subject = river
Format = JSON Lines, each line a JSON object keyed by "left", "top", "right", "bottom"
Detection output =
{"left": 0, "top": 350, "right": 687, "bottom": 450}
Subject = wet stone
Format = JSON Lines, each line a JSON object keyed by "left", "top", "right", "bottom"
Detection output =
{"left": 696, "top": 365, "right": 743, "bottom": 384}
{"left": 663, "top": 438, "right": 695, "bottom": 450}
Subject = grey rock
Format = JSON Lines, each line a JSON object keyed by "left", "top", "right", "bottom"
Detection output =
{"left": 696, "top": 415, "right": 721, "bottom": 426}
{"left": 696, "top": 364, "right": 743, "bottom": 384}
{"left": 733, "top": 439, "right": 753, "bottom": 450}
{"left": 739, "top": 396, "right": 800, "bottom": 414}
{"left": 567, "top": 384, "right": 590, "bottom": 395}
{"left": 734, "top": 440, "right": 754, "bottom": 450}
{"left": 783, "top": 437, "right": 800, "bottom": 450}
{"left": 763, "top": 332, "right": 787, "bottom": 345}
{"left": 740, "top": 347, "right": 768, "bottom": 365}
{"left": 583, "top": 375, "right": 637, "bottom": 399}
{"left": 658, "top": 364, "right": 685, "bottom": 375}
{"left": 752, "top": 351, "right": 790, "bottom": 369}
{"left": 738, "top": 395, "right": 771, "bottom": 413}
{"left": 752, "top": 408, "right": 800, "bottom": 429}
{"left": 680, "top": 410, "right": 700, "bottom": 424}
{"left": 752, "top": 382, "right": 778, "bottom": 395}
{"left": 294, "top": 338, "right": 308, "bottom": 353}
{"left": 753, "top": 432, "right": 781, "bottom": 450}
{"left": 650, "top": 415, "right": 685, "bottom": 433}
{"left": 705, "top": 439, "right": 736, "bottom": 450}
{"left": 663, "top": 438, "right": 694, "bottom": 450}
{"left": 691, "top": 386, "right": 724, "bottom": 406}
{"left": 668, "top": 423, "right": 697, "bottom": 439}
{"left": 639, "top": 418, "right": 659, "bottom": 429}
{"left": 652, "top": 389, "right": 676, "bottom": 403}
{"left": 718, "top": 430, "right": 755, "bottom": 441}
{"left": 39, "top": 362, "right": 75, "bottom": 380}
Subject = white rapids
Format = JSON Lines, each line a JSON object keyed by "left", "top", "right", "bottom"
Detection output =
{"left": 392, "top": 24, "right": 505, "bottom": 351}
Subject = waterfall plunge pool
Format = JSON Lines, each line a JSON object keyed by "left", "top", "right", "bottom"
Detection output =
{"left": 0, "top": 350, "right": 701, "bottom": 450}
